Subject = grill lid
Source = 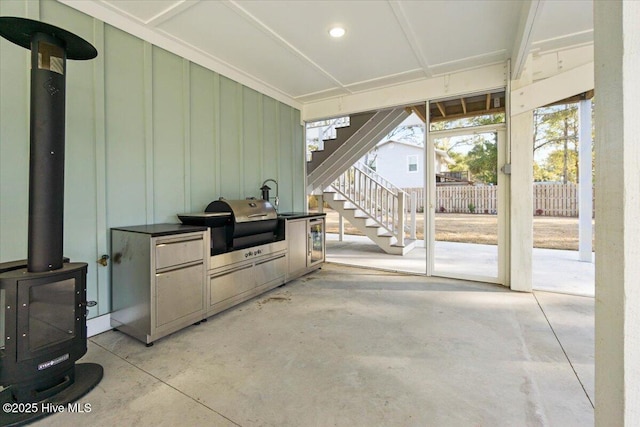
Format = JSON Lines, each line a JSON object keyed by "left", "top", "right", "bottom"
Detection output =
{"left": 205, "top": 198, "right": 276, "bottom": 223}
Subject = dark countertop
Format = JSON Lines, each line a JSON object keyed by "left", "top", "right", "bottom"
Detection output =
{"left": 277, "top": 212, "right": 326, "bottom": 220}
{"left": 111, "top": 223, "right": 208, "bottom": 236}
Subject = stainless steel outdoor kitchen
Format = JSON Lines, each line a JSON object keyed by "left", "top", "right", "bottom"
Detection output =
{"left": 109, "top": 194, "right": 325, "bottom": 346}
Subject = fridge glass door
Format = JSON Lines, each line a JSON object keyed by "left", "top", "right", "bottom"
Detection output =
{"left": 309, "top": 220, "right": 324, "bottom": 266}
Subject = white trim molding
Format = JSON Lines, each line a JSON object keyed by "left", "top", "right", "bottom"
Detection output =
{"left": 87, "top": 314, "right": 111, "bottom": 338}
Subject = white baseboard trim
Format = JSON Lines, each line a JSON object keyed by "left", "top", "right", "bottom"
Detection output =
{"left": 87, "top": 314, "right": 111, "bottom": 337}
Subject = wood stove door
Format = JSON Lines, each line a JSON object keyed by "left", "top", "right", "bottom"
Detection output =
{"left": 16, "top": 273, "right": 83, "bottom": 362}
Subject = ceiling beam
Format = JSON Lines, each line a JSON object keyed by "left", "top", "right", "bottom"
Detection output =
{"left": 302, "top": 63, "right": 507, "bottom": 122}
{"left": 436, "top": 102, "right": 446, "bottom": 118}
{"left": 388, "top": 0, "right": 432, "bottom": 78}
{"left": 511, "top": 0, "right": 545, "bottom": 80}
{"left": 145, "top": 1, "right": 198, "bottom": 27}
{"left": 430, "top": 107, "right": 505, "bottom": 124}
{"left": 461, "top": 97, "right": 467, "bottom": 114}
{"left": 543, "top": 90, "right": 595, "bottom": 108}
{"left": 226, "top": 1, "right": 348, "bottom": 92}
{"left": 407, "top": 105, "right": 427, "bottom": 123}
{"left": 511, "top": 62, "right": 594, "bottom": 115}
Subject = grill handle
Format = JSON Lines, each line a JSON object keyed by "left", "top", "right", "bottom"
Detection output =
{"left": 247, "top": 213, "right": 268, "bottom": 218}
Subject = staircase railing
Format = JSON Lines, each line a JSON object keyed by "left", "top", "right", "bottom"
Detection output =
{"left": 354, "top": 161, "right": 402, "bottom": 193}
{"left": 352, "top": 161, "right": 417, "bottom": 238}
{"left": 330, "top": 164, "right": 407, "bottom": 247}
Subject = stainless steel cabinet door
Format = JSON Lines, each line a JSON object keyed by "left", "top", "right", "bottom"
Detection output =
{"left": 155, "top": 264, "right": 204, "bottom": 327}
{"left": 288, "top": 220, "right": 308, "bottom": 274}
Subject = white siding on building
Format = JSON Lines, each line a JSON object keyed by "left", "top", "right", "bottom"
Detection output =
{"left": 364, "top": 140, "right": 452, "bottom": 188}
{"left": 370, "top": 142, "right": 424, "bottom": 188}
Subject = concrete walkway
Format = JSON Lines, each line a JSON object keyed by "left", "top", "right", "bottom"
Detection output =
{"left": 327, "top": 234, "right": 595, "bottom": 297}
{"left": 35, "top": 263, "right": 594, "bottom": 427}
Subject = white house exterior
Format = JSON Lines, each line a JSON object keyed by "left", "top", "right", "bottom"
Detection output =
{"left": 365, "top": 140, "right": 454, "bottom": 188}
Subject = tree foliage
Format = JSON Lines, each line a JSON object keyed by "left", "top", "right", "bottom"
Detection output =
{"left": 533, "top": 105, "right": 578, "bottom": 154}
{"left": 532, "top": 103, "right": 592, "bottom": 183}
{"left": 466, "top": 138, "right": 498, "bottom": 184}
{"left": 446, "top": 150, "right": 468, "bottom": 173}
{"left": 543, "top": 149, "right": 578, "bottom": 183}
{"left": 385, "top": 123, "right": 424, "bottom": 145}
{"left": 434, "top": 114, "right": 503, "bottom": 184}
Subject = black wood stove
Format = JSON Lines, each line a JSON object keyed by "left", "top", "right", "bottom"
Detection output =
{"left": 0, "top": 17, "right": 103, "bottom": 426}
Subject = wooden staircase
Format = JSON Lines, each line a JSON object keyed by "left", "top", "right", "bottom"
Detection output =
{"left": 323, "top": 163, "right": 416, "bottom": 255}
{"left": 306, "top": 107, "right": 410, "bottom": 193}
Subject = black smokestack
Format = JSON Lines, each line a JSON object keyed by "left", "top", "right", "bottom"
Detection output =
{"left": 0, "top": 17, "right": 97, "bottom": 272}
{"left": 28, "top": 32, "right": 68, "bottom": 272}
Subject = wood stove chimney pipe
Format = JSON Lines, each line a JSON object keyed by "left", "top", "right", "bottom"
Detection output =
{"left": 0, "top": 17, "right": 97, "bottom": 272}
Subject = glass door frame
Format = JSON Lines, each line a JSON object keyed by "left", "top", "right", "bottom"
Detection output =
{"left": 425, "top": 124, "right": 509, "bottom": 285}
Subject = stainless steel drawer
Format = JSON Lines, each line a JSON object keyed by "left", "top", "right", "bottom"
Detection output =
{"left": 155, "top": 264, "right": 204, "bottom": 326}
{"left": 156, "top": 236, "right": 203, "bottom": 270}
{"left": 210, "top": 265, "right": 255, "bottom": 306}
{"left": 255, "top": 254, "right": 286, "bottom": 286}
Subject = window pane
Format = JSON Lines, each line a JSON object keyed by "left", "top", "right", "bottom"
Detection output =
{"left": 408, "top": 155, "right": 418, "bottom": 172}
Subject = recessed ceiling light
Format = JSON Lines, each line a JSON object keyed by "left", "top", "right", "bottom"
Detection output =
{"left": 329, "top": 27, "right": 346, "bottom": 38}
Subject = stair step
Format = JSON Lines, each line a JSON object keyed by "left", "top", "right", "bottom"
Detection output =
{"left": 391, "top": 239, "right": 416, "bottom": 248}
{"left": 325, "top": 112, "right": 375, "bottom": 143}
{"left": 308, "top": 149, "right": 331, "bottom": 168}
{"left": 321, "top": 167, "right": 418, "bottom": 255}
{"left": 315, "top": 117, "right": 374, "bottom": 167}
{"left": 387, "top": 240, "right": 417, "bottom": 255}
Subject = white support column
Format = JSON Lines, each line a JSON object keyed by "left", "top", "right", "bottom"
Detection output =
{"left": 509, "top": 58, "right": 534, "bottom": 292}
{"left": 509, "top": 112, "right": 533, "bottom": 292}
{"left": 338, "top": 213, "right": 344, "bottom": 242}
{"left": 578, "top": 99, "right": 593, "bottom": 262}
{"left": 497, "top": 129, "right": 510, "bottom": 286}
{"left": 594, "top": 1, "right": 640, "bottom": 425}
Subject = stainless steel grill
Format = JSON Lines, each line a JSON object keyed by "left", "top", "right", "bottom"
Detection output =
{"left": 205, "top": 198, "right": 278, "bottom": 251}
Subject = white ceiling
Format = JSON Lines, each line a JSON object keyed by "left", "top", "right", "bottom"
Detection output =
{"left": 62, "top": 0, "right": 593, "bottom": 107}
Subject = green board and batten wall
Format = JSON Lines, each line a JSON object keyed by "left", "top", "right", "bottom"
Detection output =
{"left": 0, "top": 0, "right": 305, "bottom": 319}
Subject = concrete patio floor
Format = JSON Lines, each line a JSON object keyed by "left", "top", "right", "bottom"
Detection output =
{"left": 326, "top": 234, "right": 595, "bottom": 297}
{"left": 34, "top": 263, "right": 593, "bottom": 427}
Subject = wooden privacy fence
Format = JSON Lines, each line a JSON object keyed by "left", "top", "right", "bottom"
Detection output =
{"left": 402, "top": 183, "right": 593, "bottom": 217}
